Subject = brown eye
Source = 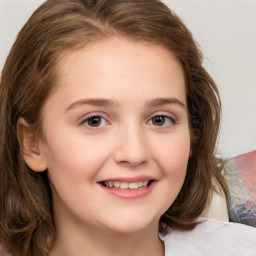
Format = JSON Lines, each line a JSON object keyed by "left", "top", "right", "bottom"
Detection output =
{"left": 149, "top": 116, "right": 173, "bottom": 126}
{"left": 84, "top": 116, "right": 107, "bottom": 127}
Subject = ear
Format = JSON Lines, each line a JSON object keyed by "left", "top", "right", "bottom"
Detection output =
{"left": 17, "top": 118, "right": 48, "bottom": 172}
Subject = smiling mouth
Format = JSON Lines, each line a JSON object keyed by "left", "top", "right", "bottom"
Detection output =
{"left": 99, "top": 180, "right": 154, "bottom": 190}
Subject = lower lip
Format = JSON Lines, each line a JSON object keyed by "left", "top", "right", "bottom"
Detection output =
{"left": 98, "top": 181, "right": 157, "bottom": 200}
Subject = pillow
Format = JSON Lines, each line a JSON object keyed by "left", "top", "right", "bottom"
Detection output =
{"left": 201, "top": 179, "right": 229, "bottom": 222}
{"left": 223, "top": 150, "right": 256, "bottom": 227}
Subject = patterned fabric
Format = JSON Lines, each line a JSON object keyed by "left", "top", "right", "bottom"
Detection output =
{"left": 223, "top": 150, "right": 256, "bottom": 227}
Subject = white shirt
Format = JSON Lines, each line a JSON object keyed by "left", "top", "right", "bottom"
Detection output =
{"left": 163, "top": 218, "right": 256, "bottom": 256}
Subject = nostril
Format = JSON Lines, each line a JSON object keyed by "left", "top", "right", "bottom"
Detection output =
{"left": 113, "top": 140, "right": 149, "bottom": 166}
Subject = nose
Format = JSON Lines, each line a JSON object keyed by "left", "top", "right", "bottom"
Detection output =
{"left": 113, "top": 124, "right": 149, "bottom": 167}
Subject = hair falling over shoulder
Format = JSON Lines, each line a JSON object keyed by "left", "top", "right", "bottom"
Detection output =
{"left": 0, "top": 0, "right": 227, "bottom": 255}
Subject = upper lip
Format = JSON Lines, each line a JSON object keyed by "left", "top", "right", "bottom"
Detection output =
{"left": 97, "top": 175, "right": 157, "bottom": 183}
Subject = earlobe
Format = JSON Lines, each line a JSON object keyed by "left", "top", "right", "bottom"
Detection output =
{"left": 17, "top": 118, "right": 48, "bottom": 172}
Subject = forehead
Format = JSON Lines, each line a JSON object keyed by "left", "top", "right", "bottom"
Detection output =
{"left": 50, "top": 37, "right": 186, "bottom": 105}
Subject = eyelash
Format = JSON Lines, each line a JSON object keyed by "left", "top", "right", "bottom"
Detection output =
{"left": 82, "top": 115, "right": 109, "bottom": 128}
{"left": 147, "top": 115, "right": 175, "bottom": 127}
{"left": 82, "top": 114, "right": 176, "bottom": 128}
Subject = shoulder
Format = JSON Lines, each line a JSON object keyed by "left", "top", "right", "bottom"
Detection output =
{"left": 163, "top": 218, "right": 256, "bottom": 256}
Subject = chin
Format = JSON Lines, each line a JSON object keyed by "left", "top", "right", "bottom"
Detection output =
{"left": 100, "top": 213, "right": 159, "bottom": 235}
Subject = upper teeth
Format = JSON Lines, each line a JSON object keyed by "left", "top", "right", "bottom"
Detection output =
{"left": 104, "top": 180, "right": 149, "bottom": 189}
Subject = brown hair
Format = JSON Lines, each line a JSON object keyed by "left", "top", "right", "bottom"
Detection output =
{"left": 0, "top": 0, "right": 227, "bottom": 255}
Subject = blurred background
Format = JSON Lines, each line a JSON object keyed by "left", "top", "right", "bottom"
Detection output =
{"left": 1, "top": 0, "right": 255, "bottom": 158}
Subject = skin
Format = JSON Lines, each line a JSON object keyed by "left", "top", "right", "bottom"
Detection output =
{"left": 23, "top": 37, "right": 191, "bottom": 256}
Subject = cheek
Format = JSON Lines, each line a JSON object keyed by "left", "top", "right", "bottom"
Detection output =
{"left": 42, "top": 129, "right": 111, "bottom": 183}
{"left": 153, "top": 131, "right": 190, "bottom": 190}
{"left": 148, "top": 133, "right": 190, "bottom": 215}
{"left": 43, "top": 133, "right": 112, "bottom": 212}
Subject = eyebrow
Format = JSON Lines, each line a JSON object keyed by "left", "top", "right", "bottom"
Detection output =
{"left": 146, "top": 97, "right": 186, "bottom": 109}
{"left": 65, "top": 98, "right": 118, "bottom": 112}
{"left": 65, "top": 97, "right": 186, "bottom": 112}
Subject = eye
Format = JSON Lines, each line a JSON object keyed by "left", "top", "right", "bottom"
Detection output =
{"left": 83, "top": 116, "right": 108, "bottom": 128}
{"left": 148, "top": 115, "right": 174, "bottom": 127}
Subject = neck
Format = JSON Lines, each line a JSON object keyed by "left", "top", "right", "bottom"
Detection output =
{"left": 50, "top": 216, "right": 164, "bottom": 256}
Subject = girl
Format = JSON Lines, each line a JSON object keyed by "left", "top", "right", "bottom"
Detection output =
{"left": 0, "top": 0, "right": 255, "bottom": 255}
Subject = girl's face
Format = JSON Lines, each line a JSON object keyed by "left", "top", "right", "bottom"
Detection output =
{"left": 39, "top": 37, "right": 191, "bottom": 234}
